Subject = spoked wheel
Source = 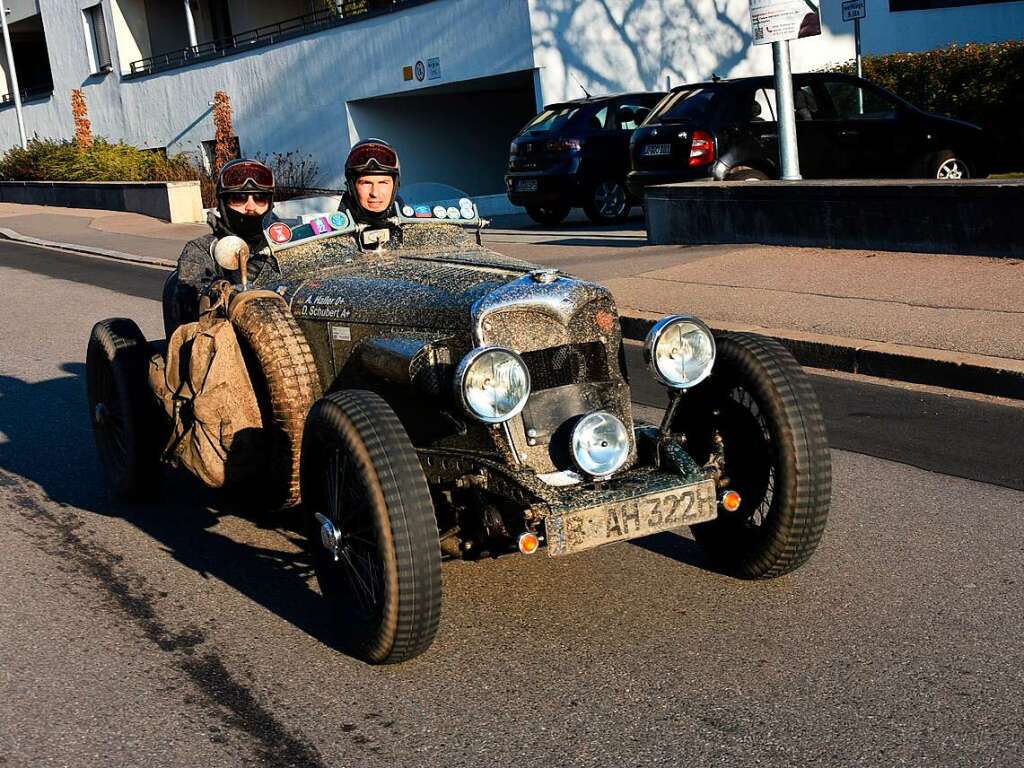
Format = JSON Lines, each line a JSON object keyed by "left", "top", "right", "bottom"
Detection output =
{"left": 301, "top": 390, "right": 441, "bottom": 664}
{"left": 86, "top": 318, "right": 165, "bottom": 499}
{"left": 931, "top": 151, "right": 970, "bottom": 180}
{"left": 525, "top": 204, "right": 571, "bottom": 226}
{"left": 584, "top": 180, "right": 630, "bottom": 224}
{"left": 673, "top": 333, "right": 831, "bottom": 578}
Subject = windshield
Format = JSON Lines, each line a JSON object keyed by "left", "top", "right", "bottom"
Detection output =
{"left": 644, "top": 88, "right": 721, "bottom": 124}
{"left": 522, "top": 105, "right": 583, "bottom": 133}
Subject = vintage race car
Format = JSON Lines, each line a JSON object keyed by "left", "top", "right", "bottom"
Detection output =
{"left": 86, "top": 186, "right": 831, "bottom": 664}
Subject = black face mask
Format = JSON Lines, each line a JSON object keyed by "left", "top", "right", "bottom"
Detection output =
{"left": 221, "top": 203, "right": 267, "bottom": 242}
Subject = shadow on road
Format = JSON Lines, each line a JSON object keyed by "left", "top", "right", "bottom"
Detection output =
{"left": 0, "top": 364, "right": 343, "bottom": 650}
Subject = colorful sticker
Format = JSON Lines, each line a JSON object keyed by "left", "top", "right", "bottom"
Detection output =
{"left": 433, "top": 205, "right": 447, "bottom": 219}
{"left": 413, "top": 205, "right": 432, "bottom": 218}
{"left": 329, "top": 213, "right": 348, "bottom": 230}
{"left": 267, "top": 222, "right": 292, "bottom": 244}
{"left": 310, "top": 217, "right": 331, "bottom": 235}
{"left": 402, "top": 205, "right": 415, "bottom": 217}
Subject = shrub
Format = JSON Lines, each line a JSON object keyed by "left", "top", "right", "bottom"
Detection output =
{"left": 825, "top": 41, "right": 1024, "bottom": 172}
{"left": 0, "top": 137, "right": 200, "bottom": 184}
{"left": 253, "top": 150, "right": 326, "bottom": 200}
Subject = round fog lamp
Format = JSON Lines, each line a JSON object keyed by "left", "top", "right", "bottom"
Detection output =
{"left": 645, "top": 315, "right": 716, "bottom": 389}
{"left": 457, "top": 347, "right": 531, "bottom": 423}
{"left": 572, "top": 411, "right": 629, "bottom": 477}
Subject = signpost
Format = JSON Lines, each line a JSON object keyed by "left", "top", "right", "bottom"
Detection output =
{"left": 0, "top": 0, "right": 26, "bottom": 149}
{"left": 842, "top": 0, "right": 866, "bottom": 114}
{"left": 748, "top": 0, "right": 821, "bottom": 180}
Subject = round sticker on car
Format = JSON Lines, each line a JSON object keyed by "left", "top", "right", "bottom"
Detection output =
{"left": 267, "top": 222, "right": 293, "bottom": 244}
{"left": 328, "top": 213, "right": 348, "bottom": 230}
{"left": 402, "top": 205, "right": 415, "bottom": 217}
{"left": 433, "top": 205, "right": 447, "bottom": 219}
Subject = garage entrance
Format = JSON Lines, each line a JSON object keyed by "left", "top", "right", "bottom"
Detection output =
{"left": 346, "top": 70, "right": 539, "bottom": 203}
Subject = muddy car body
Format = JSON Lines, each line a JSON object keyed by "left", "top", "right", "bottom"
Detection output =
{"left": 87, "top": 193, "right": 831, "bottom": 664}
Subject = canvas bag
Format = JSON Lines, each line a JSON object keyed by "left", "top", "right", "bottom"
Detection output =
{"left": 149, "top": 305, "right": 264, "bottom": 488}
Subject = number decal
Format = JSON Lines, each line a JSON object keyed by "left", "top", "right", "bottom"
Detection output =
{"left": 680, "top": 491, "right": 694, "bottom": 520}
{"left": 647, "top": 498, "right": 663, "bottom": 527}
{"left": 663, "top": 494, "right": 679, "bottom": 523}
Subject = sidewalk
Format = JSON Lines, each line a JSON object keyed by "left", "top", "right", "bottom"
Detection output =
{"left": 3, "top": 202, "right": 1023, "bottom": 399}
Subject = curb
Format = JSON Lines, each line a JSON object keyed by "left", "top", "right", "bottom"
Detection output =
{"left": 0, "top": 227, "right": 176, "bottom": 269}
{"left": 620, "top": 315, "right": 1024, "bottom": 401}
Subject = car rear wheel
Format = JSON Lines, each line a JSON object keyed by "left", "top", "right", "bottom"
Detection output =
{"left": 672, "top": 332, "right": 831, "bottom": 579}
{"left": 725, "top": 165, "right": 769, "bottom": 181}
{"left": 929, "top": 150, "right": 970, "bottom": 180}
{"left": 301, "top": 390, "right": 442, "bottom": 664}
{"left": 584, "top": 180, "right": 630, "bottom": 224}
{"left": 86, "top": 318, "right": 165, "bottom": 499}
{"left": 525, "top": 204, "right": 571, "bottom": 226}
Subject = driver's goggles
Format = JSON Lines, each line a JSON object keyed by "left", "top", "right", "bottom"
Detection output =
{"left": 219, "top": 161, "right": 274, "bottom": 191}
{"left": 346, "top": 143, "right": 399, "bottom": 174}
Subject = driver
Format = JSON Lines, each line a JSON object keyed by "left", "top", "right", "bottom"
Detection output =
{"left": 341, "top": 138, "right": 402, "bottom": 246}
{"left": 164, "top": 158, "right": 277, "bottom": 333}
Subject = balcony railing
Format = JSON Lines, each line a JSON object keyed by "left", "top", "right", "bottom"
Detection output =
{"left": 0, "top": 84, "right": 54, "bottom": 107}
{"left": 126, "top": 0, "right": 434, "bottom": 78}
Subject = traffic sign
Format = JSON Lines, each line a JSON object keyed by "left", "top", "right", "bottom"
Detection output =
{"left": 842, "top": 0, "right": 866, "bottom": 21}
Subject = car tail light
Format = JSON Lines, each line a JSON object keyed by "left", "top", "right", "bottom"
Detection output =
{"left": 545, "top": 138, "right": 582, "bottom": 153}
{"left": 688, "top": 130, "right": 715, "bottom": 167}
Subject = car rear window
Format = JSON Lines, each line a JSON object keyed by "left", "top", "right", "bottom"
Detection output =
{"left": 645, "top": 88, "right": 722, "bottom": 124}
{"left": 523, "top": 105, "right": 584, "bottom": 133}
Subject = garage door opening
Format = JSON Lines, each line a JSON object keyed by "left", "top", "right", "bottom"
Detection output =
{"left": 347, "top": 70, "right": 538, "bottom": 208}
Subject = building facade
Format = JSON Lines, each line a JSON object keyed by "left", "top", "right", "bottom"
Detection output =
{"left": 1, "top": 0, "right": 1021, "bottom": 204}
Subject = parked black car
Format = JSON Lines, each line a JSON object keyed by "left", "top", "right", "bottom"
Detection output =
{"left": 627, "top": 72, "right": 985, "bottom": 197}
{"left": 506, "top": 92, "right": 665, "bottom": 225}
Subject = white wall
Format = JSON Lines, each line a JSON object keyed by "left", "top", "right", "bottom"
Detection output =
{"left": 527, "top": 0, "right": 1024, "bottom": 102}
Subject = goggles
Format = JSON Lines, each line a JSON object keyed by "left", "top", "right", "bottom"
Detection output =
{"left": 218, "top": 160, "right": 274, "bottom": 193}
{"left": 224, "top": 191, "right": 272, "bottom": 205}
{"left": 346, "top": 142, "right": 399, "bottom": 175}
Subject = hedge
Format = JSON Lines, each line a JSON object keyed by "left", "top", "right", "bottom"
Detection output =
{"left": 0, "top": 138, "right": 200, "bottom": 184}
{"left": 826, "top": 41, "right": 1024, "bottom": 173}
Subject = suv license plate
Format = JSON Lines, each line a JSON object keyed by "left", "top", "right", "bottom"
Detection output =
{"left": 544, "top": 479, "right": 718, "bottom": 556}
{"left": 642, "top": 143, "right": 672, "bottom": 156}
{"left": 515, "top": 179, "right": 539, "bottom": 192}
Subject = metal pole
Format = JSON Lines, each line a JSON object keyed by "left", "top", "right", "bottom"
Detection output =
{"left": 183, "top": 0, "right": 198, "bottom": 49}
{"left": 772, "top": 39, "right": 801, "bottom": 180}
{"left": 0, "top": 0, "right": 26, "bottom": 149}
{"left": 854, "top": 17, "right": 863, "bottom": 114}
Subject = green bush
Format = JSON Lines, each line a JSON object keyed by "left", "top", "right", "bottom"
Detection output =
{"left": 0, "top": 138, "right": 200, "bottom": 183}
{"left": 825, "top": 41, "right": 1024, "bottom": 173}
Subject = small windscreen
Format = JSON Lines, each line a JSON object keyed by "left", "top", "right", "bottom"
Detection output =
{"left": 645, "top": 88, "right": 721, "bottom": 124}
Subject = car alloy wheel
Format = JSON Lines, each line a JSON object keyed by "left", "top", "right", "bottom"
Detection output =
{"left": 585, "top": 180, "right": 629, "bottom": 223}
{"left": 936, "top": 157, "right": 968, "bottom": 180}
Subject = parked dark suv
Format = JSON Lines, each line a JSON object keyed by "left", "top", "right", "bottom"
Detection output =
{"left": 627, "top": 72, "right": 985, "bottom": 197}
{"left": 506, "top": 92, "right": 665, "bottom": 225}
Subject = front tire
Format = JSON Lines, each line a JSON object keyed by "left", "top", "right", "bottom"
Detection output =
{"left": 525, "top": 204, "right": 571, "bottom": 226}
{"left": 86, "top": 318, "right": 165, "bottom": 499}
{"left": 928, "top": 150, "right": 970, "bottom": 180}
{"left": 674, "top": 333, "right": 831, "bottom": 578}
{"left": 583, "top": 180, "right": 630, "bottom": 224}
{"left": 301, "top": 390, "right": 442, "bottom": 664}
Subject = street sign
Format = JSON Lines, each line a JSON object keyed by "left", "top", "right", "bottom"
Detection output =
{"left": 842, "top": 0, "right": 866, "bottom": 21}
{"left": 749, "top": 0, "right": 821, "bottom": 46}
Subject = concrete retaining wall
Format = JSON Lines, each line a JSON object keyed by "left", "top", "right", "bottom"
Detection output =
{"left": 645, "top": 180, "right": 1024, "bottom": 258}
{"left": 0, "top": 180, "right": 203, "bottom": 223}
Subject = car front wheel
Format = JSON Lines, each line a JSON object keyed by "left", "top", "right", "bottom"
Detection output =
{"left": 929, "top": 150, "right": 970, "bottom": 180}
{"left": 301, "top": 390, "right": 442, "bottom": 664}
{"left": 583, "top": 180, "right": 630, "bottom": 224}
{"left": 672, "top": 332, "right": 831, "bottom": 579}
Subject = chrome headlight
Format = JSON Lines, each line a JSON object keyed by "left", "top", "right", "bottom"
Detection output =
{"left": 572, "top": 411, "right": 629, "bottom": 477}
{"left": 644, "top": 315, "right": 716, "bottom": 389}
{"left": 456, "top": 346, "right": 531, "bottom": 423}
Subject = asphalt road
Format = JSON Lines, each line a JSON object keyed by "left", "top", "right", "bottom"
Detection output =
{"left": 2, "top": 241, "right": 1023, "bottom": 767}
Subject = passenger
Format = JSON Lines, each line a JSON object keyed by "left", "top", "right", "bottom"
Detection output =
{"left": 164, "top": 159, "right": 276, "bottom": 333}
{"left": 340, "top": 138, "right": 402, "bottom": 247}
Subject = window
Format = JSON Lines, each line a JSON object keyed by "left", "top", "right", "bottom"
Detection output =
{"left": 749, "top": 88, "right": 777, "bottom": 122}
{"left": 614, "top": 101, "right": 653, "bottom": 130}
{"left": 821, "top": 80, "right": 897, "bottom": 120}
{"left": 646, "top": 88, "right": 721, "bottom": 124}
{"left": 83, "top": 4, "right": 112, "bottom": 74}
{"left": 524, "top": 106, "right": 582, "bottom": 133}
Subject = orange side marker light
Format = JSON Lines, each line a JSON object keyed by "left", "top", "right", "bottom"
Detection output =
{"left": 720, "top": 490, "right": 741, "bottom": 513}
{"left": 518, "top": 532, "right": 541, "bottom": 555}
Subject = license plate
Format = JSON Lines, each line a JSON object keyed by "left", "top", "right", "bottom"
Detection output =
{"left": 642, "top": 143, "right": 672, "bottom": 156}
{"left": 544, "top": 479, "right": 718, "bottom": 556}
{"left": 515, "top": 179, "right": 539, "bottom": 192}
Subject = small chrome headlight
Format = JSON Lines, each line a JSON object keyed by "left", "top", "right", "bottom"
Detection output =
{"left": 572, "top": 411, "right": 629, "bottom": 477}
{"left": 644, "top": 315, "right": 716, "bottom": 389}
{"left": 456, "top": 346, "right": 531, "bottom": 423}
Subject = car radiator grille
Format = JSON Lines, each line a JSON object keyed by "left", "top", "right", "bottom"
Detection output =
{"left": 520, "top": 342, "right": 610, "bottom": 391}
